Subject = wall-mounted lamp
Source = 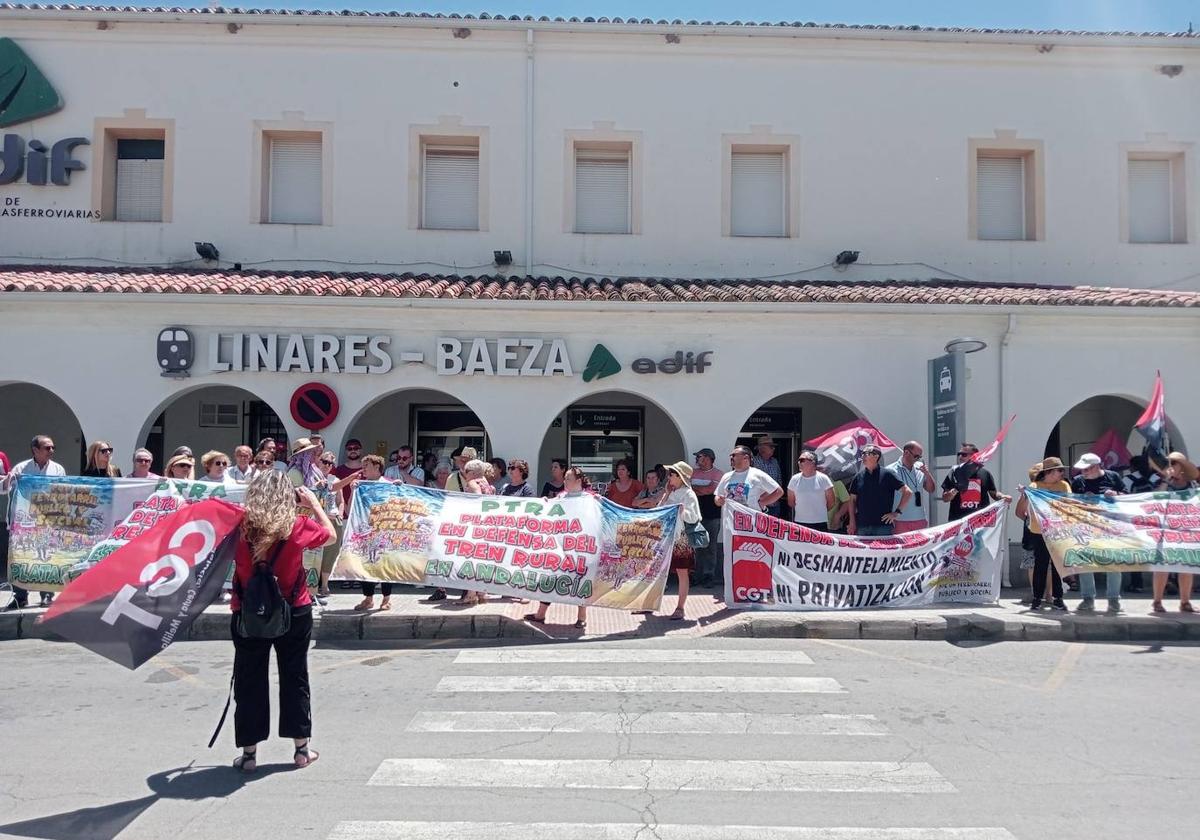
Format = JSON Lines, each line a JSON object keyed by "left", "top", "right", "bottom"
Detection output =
{"left": 944, "top": 337, "right": 988, "bottom": 354}
{"left": 493, "top": 250, "right": 513, "bottom": 266}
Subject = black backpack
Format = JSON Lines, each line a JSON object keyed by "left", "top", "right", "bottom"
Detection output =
{"left": 234, "top": 541, "right": 299, "bottom": 639}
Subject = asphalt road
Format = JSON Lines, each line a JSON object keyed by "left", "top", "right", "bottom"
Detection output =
{"left": 1, "top": 636, "right": 1197, "bottom": 840}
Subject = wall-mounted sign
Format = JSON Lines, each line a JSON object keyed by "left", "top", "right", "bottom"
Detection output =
{"left": 631, "top": 350, "right": 713, "bottom": 375}
{"left": 157, "top": 327, "right": 194, "bottom": 378}
{"left": 570, "top": 409, "right": 642, "bottom": 432}
{"left": 436, "top": 337, "right": 573, "bottom": 377}
{"left": 290, "top": 382, "right": 340, "bottom": 431}
{"left": 207, "top": 333, "right": 392, "bottom": 374}
{"left": 0, "top": 39, "right": 64, "bottom": 128}
{"left": 0, "top": 134, "right": 88, "bottom": 186}
{"left": 928, "top": 352, "right": 966, "bottom": 459}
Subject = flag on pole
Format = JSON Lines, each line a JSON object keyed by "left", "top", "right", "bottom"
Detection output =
{"left": 1090, "top": 428, "right": 1133, "bottom": 470}
{"left": 805, "top": 418, "right": 898, "bottom": 482}
{"left": 39, "top": 499, "right": 244, "bottom": 670}
{"left": 1135, "top": 371, "right": 1170, "bottom": 469}
{"left": 970, "top": 415, "right": 1016, "bottom": 465}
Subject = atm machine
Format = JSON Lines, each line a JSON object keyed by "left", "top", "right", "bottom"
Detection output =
{"left": 567, "top": 408, "right": 643, "bottom": 495}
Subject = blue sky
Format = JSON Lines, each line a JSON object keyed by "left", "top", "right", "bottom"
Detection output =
{"left": 188, "top": 2, "right": 1195, "bottom": 32}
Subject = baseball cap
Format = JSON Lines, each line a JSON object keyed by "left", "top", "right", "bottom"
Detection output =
{"left": 693, "top": 448, "right": 716, "bottom": 460}
{"left": 1073, "top": 453, "right": 1102, "bottom": 470}
{"left": 860, "top": 443, "right": 882, "bottom": 456}
{"left": 345, "top": 438, "right": 362, "bottom": 448}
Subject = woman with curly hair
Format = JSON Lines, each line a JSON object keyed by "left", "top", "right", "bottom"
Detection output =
{"left": 82, "top": 441, "right": 122, "bottom": 477}
{"left": 525, "top": 466, "right": 594, "bottom": 629}
{"left": 230, "top": 470, "right": 336, "bottom": 773}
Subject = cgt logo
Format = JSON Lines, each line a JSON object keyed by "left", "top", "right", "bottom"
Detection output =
{"left": 730, "top": 534, "right": 776, "bottom": 605}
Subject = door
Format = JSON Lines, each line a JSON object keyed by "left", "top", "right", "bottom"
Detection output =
{"left": 567, "top": 408, "right": 642, "bottom": 494}
{"left": 414, "top": 406, "right": 489, "bottom": 464}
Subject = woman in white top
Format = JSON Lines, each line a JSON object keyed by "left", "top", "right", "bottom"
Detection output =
{"left": 663, "top": 461, "right": 702, "bottom": 620}
{"left": 786, "top": 451, "right": 836, "bottom": 530}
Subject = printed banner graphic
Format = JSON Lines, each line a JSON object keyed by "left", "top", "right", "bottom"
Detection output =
{"left": 1025, "top": 488, "right": 1200, "bottom": 574}
{"left": 722, "top": 500, "right": 1007, "bottom": 610}
{"left": 39, "top": 500, "right": 244, "bottom": 670}
{"left": 6, "top": 476, "right": 246, "bottom": 592}
{"left": 804, "top": 419, "right": 898, "bottom": 483}
{"left": 332, "top": 483, "right": 680, "bottom": 611}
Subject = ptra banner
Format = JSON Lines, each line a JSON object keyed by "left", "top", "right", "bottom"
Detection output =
{"left": 1025, "top": 488, "right": 1200, "bottom": 575}
{"left": 39, "top": 500, "right": 244, "bottom": 669}
{"left": 6, "top": 476, "right": 245, "bottom": 592}
{"left": 332, "top": 483, "right": 680, "bottom": 611}
{"left": 722, "top": 500, "right": 1007, "bottom": 610}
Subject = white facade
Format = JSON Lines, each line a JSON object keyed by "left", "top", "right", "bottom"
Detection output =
{"left": 2, "top": 9, "right": 1200, "bottom": 586}
{"left": 0, "top": 10, "right": 1197, "bottom": 287}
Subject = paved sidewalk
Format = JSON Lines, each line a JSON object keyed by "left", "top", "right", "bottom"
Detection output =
{"left": 5, "top": 584, "right": 1200, "bottom": 643}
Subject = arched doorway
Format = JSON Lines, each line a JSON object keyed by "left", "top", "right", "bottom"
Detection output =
{"left": 137, "top": 385, "right": 288, "bottom": 471}
{"left": 537, "top": 390, "right": 686, "bottom": 495}
{"left": 0, "top": 382, "right": 86, "bottom": 473}
{"left": 1045, "top": 394, "right": 1187, "bottom": 471}
{"left": 736, "top": 391, "right": 862, "bottom": 518}
{"left": 342, "top": 388, "right": 490, "bottom": 475}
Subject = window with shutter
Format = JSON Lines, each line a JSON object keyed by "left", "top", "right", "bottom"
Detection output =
{"left": 422, "top": 147, "right": 480, "bottom": 230}
{"left": 731, "top": 152, "right": 785, "bottom": 237}
{"left": 114, "top": 138, "right": 164, "bottom": 222}
{"left": 976, "top": 156, "right": 1026, "bottom": 240}
{"left": 268, "top": 135, "right": 323, "bottom": 225}
{"left": 1128, "top": 158, "right": 1172, "bottom": 244}
{"left": 575, "top": 149, "right": 631, "bottom": 234}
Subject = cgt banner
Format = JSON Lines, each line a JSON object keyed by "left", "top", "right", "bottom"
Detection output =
{"left": 722, "top": 500, "right": 1007, "bottom": 610}
{"left": 39, "top": 500, "right": 244, "bottom": 669}
{"left": 332, "top": 483, "right": 680, "bottom": 611}
{"left": 6, "top": 476, "right": 246, "bottom": 592}
{"left": 1025, "top": 487, "right": 1200, "bottom": 575}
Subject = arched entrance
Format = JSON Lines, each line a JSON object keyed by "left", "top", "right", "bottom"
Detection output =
{"left": 1045, "top": 394, "right": 1187, "bottom": 470}
{"left": 342, "top": 388, "right": 490, "bottom": 475}
{"left": 538, "top": 390, "right": 686, "bottom": 495}
{"left": 736, "top": 391, "right": 862, "bottom": 517}
{"left": 0, "top": 382, "right": 86, "bottom": 473}
{"left": 137, "top": 385, "right": 287, "bottom": 471}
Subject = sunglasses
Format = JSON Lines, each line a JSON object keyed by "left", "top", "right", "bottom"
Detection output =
{"left": 38, "top": 445, "right": 55, "bottom": 451}
{"left": 212, "top": 461, "right": 229, "bottom": 467}
{"left": 174, "top": 464, "right": 193, "bottom": 470}
{"left": 321, "top": 459, "right": 336, "bottom": 466}
{"left": 958, "top": 452, "right": 972, "bottom": 458}
{"left": 99, "top": 447, "right": 114, "bottom": 454}
{"left": 135, "top": 457, "right": 152, "bottom": 463}
{"left": 798, "top": 458, "right": 815, "bottom": 463}
{"left": 254, "top": 459, "right": 273, "bottom": 466}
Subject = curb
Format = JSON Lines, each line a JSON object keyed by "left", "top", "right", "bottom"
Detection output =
{"left": 4, "top": 609, "right": 1198, "bottom": 644}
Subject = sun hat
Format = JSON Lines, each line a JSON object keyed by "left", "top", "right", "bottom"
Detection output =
{"left": 666, "top": 461, "right": 694, "bottom": 484}
{"left": 290, "top": 437, "right": 319, "bottom": 456}
{"left": 1168, "top": 452, "right": 1200, "bottom": 482}
{"left": 1035, "top": 457, "right": 1069, "bottom": 481}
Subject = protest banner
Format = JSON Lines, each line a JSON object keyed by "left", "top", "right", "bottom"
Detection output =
{"left": 332, "top": 483, "right": 680, "bottom": 611}
{"left": 1025, "top": 487, "right": 1200, "bottom": 575}
{"left": 722, "top": 500, "right": 1007, "bottom": 610}
{"left": 6, "top": 476, "right": 239, "bottom": 592}
{"left": 6, "top": 475, "right": 324, "bottom": 594}
{"left": 40, "top": 499, "right": 244, "bottom": 669}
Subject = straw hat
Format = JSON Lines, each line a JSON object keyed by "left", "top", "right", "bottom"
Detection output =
{"left": 665, "top": 461, "right": 693, "bottom": 484}
{"left": 1035, "top": 456, "right": 1068, "bottom": 481}
{"left": 1168, "top": 452, "right": 1200, "bottom": 482}
{"left": 290, "top": 437, "right": 319, "bottom": 456}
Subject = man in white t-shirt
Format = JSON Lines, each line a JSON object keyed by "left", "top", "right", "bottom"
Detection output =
{"left": 715, "top": 445, "right": 783, "bottom": 513}
{"left": 1, "top": 435, "right": 67, "bottom": 610}
{"left": 786, "top": 450, "right": 835, "bottom": 530}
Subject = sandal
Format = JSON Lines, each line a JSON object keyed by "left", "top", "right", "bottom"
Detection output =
{"left": 233, "top": 748, "right": 257, "bottom": 774}
{"left": 379, "top": 598, "right": 392, "bottom": 611}
{"left": 294, "top": 740, "right": 319, "bottom": 769}
{"left": 574, "top": 619, "right": 587, "bottom": 629}
{"left": 353, "top": 597, "right": 374, "bottom": 612}
{"left": 669, "top": 608, "right": 686, "bottom": 620}
{"left": 1181, "top": 602, "right": 1196, "bottom": 613}
{"left": 524, "top": 613, "right": 545, "bottom": 623}
{"left": 1152, "top": 600, "right": 1166, "bottom": 613}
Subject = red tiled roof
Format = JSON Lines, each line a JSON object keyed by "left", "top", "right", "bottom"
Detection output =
{"left": 1, "top": 266, "right": 1197, "bottom": 308}
{"left": 0, "top": 6, "right": 1195, "bottom": 40}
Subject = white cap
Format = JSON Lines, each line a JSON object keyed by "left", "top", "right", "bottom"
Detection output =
{"left": 1073, "top": 453, "right": 1102, "bottom": 470}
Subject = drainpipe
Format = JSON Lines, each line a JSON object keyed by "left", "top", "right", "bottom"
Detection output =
{"left": 524, "top": 29, "right": 535, "bottom": 277}
{"left": 999, "top": 313, "right": 1017, "bottom": 586}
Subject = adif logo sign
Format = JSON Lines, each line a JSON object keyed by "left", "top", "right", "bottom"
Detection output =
{"left": 0, "top": 38, "right": 88, "bottom": 187}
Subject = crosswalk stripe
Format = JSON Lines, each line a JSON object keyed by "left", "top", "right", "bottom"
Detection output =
{"left": 434, "top": 675, "right": 843, "bottom": 693}
{"left": 330, "top": 824, "right": 1014, "bottom": 840}
{"left": 453, "top": 649, "right": 814, "bottom": 665}
{"left": 405, "top": 711, "right": 887, "bottom": 735}
{"left": 368, "top": 759, "right": 955, "bottom": 793}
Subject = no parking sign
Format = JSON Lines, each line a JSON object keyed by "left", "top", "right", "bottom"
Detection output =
{"left": 290, "top": 383, "right": 339, "bottom": 431}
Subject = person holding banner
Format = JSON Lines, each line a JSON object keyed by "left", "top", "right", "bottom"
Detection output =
{"left": 716, "top": 446, "right": 783, "bottom": 514}
{"left": 1015, "top": 458, "right": 1071, "bottom": 612}
{"left": 847, "top": 444, "right": 909, "bottom": 538}
{"left": 130, "top": 448, "right": 156, "bottom": 479}
{"left": 942, "top": 444, "right": 1004, "bottom": 521}
{"left": 787, "top": 451, "right": 835, "bottom": 531}
{"left": 0, "top": 435, "right": 66, "bottom": 610}
{"left": 663, "top": 462, "right": 701, "bottom": 619}
{"left": 82, "top": 441, "right": 122, "bottom": 478}
{"left": 165, "top": 453, "right": 195, "bottom": 481}
{"left": 525, "top": 466, "right": 594, "bottom": 629}
{"left": 1151, "top": 452, "right": 1199, "bottom": 613}
{"left": 1070, "top": 453, "right": 1125, "bottom": 613}
{"left": 230, "top": 472, "right": 336, "bottom": 773}
{"left": 353, "top": 455, "right": 395, "bottom": 611}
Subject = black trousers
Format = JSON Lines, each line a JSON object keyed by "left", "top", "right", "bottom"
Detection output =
{"left": 231, "top": 607, "right": 313, "bottom": 747}
{"left": 1030, "top": 533, "right": 1063, "bottom": 601}
{"left": 362, "top": 581, "right": 393, "bottom": 597}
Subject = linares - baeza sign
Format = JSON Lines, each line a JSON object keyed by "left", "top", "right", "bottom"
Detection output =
{"left": 184, "top": 329, "right": 713, "bottom": 378}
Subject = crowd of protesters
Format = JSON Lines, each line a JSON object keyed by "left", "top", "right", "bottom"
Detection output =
{"left": 1, "top": 430, "right": 1197, "bottom": 622}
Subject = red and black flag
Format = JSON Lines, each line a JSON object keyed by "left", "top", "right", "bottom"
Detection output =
{"left": 1135, "top": 371, "right": 1170, "bottom": 469}
{"left": 39, "top": 499, "right": 244, "bottom": 670}
{"left": 805, "top": 419, "right": 898, "bottom": 482}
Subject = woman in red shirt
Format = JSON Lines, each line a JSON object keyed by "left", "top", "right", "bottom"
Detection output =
{"left": 230, "top": 471, "right": 336, "bottom": 773}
